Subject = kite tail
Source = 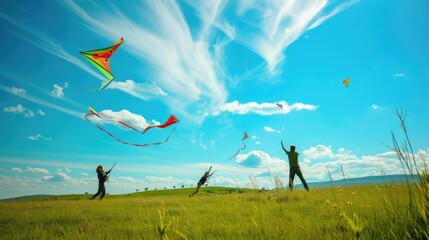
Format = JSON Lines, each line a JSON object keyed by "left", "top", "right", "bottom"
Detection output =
{"left": 90, "top": 78, "right": 115, "bottom": 92}
{"left": 228, "top": 141, "right": 247, "bottom": 161}
{"left": 84, "top": 113, "right": 177, "bottom": 147}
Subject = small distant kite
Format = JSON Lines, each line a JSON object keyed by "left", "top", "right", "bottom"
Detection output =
{"left": 80, "top": 38, "right": 124, "bottom": 92}
{"left": 276, "top": 102, "right": 283, "bottom": 109}
{"left": 228, "top": 132, "right": 249, "bottom": 160}
{"left": 342, "top": 77, "right": 350, "bottom": 87}
{"left": 84, "top": 106, "right": 179, "bottom": 146}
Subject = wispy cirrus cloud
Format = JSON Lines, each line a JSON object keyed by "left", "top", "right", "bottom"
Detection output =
{"left": 0, "top": 84, "right": 83, "bottom": 118}
{"left": 108, "top": 80, "right": 167, "bottom": 101}
{"left": 62, "top": 0, "right": 228, "bottom": 123}
{"left": 0, "top": 11, "right": 104, "bottom": 83}
{"left": 214, "top": 100, "right": 317, "bottom": 115}
{"left": 230, "top": 0, "right": 358, "bottom": 73}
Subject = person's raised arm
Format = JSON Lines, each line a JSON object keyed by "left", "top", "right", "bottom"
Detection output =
{"left": 281, "top": 141, "right": 288, "bottom": 153}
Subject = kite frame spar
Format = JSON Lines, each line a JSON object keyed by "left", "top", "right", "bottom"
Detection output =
{"left": 80, "top": 38, "right": 124, "bottom": 92}
{"left": 84, "top": 108, "right": 179, "bottom": 147}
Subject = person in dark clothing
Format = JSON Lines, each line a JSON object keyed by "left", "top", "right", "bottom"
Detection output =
{"left": 281, "top": 141, "right": 309, "bottom": 191}
{"left": 89, "top": 165, "right": 111, "bottom": 201}
{"left": 189, "top": 169, "right": 214, "bottom": 197}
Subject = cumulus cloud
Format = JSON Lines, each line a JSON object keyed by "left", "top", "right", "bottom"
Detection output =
{"left": 25, "top": 167, "right": 49, "bottom": 174}
{"left": 3, "top": 104, "right": 45, "bottom": 117}
{"left": 12, "top": 167, "right": 23, "bottom": 173}
{"left": 43, "top": 172, "right": 71, "bottom": 182}
{"left": 214, "top": 100, "right": 317, "bottom": 115}
{"left": 117, "top": 176, "right": 139, "bottom": 183}
{"left": 50, "top": 84, "right": 65, "bottom": 98}
{"left": 146, "top": 176, "right": 176, "bottom": 183}
{"left": 3, "top": 104, "right": 25, "bottom": 114}
{"left": 303, "top": 145, "right": 335, "bottom": 162}
{"left": 393, "top": 73, "right": 405, "bottom": 78}
{"left": 264, "top": 126, "right": 281, "bottom": 133}
{"left": 264, "top": 126, "right": 276, "bottom": 132}
{"left": 38, "top": 109, "right": 46, "bottom": 116}
{"left": 27, "top": 134, "right": 52, "bottom": 141}
{"left": 6, "top": 87, "right": 26, "bottom": 95}
{"left": 91, "top": 109, "right": 154, "bottom": 130}
{"left": 236, "top": 150, "right": 287, "bottom": 169}
{"left": 371, "top": 104, "right": 387, "bottom": 111}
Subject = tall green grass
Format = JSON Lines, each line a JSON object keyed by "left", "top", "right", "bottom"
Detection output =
{"left": 0, "top": 185, "right": 416, "bottom": 239}
{"left": 384, "top": 108, "right": 429, "bottom": 239}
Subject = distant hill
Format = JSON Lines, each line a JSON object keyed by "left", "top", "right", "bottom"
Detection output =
{"left": 1, "top": 174, "right": 415, "bottom": 201}
{"left": 0, "top": 194, "right": 51, "bottom": 202}
{"left": 295, "top": 174, "right": 410, "bottom": 189}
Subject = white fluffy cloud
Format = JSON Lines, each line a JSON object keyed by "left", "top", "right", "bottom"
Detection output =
{"left": 12, "top": 167, "right": 23, "bottom": 173}
{"left": 6, "top": 87, "right": 26, "bottom": 95}
{"left": 3, "top": 104, "right": 45, "bottom": 118}
{"left": 91, "top": 109, "right": 156, "bottom": 130}
{"left": 393, "top": 73, "right": 405, "bottom": 78}
{"left": 26, "top": 167, "right": 50, "bottom": 174}
{"left": 27, "top": 134, "right": 52, "bottom": 141}
{"left": 214, "top": 100, "right": 317, "bottom": 115}
{"left": 50, "top": 82, "right": 68, "bottom": 98}
{"left": 43, "top": 172, "right": 72, "bottom": 182}
{"left": 50, "top": 84, "right": 64, "bottom": 98}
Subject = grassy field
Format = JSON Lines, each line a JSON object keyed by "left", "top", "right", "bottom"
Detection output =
{"left": 0, "top": 183, "right": 427, "bottom": 240}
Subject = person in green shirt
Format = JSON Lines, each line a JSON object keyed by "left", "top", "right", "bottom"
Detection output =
{"left": 281, "top": 141, "right": 309, "bottom": 191}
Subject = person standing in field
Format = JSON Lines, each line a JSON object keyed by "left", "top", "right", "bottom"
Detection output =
{"left": 281, "top": 141, "right": 309, "bottom": 191}
{"left": 189, "top": 169, "right": 214, "bottom": 197}
{"left": 89, "top": 165, "right": 112, "bottom": 201}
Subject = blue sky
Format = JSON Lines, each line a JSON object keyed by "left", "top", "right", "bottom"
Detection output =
{"left": 1, "top": 0, "right": 428, "bottom": 199}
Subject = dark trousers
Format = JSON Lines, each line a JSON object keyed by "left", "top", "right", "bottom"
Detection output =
{"left": 289, "top": 166, "right": 309, "bottom": 191}
{"left": 91, "top": 184, "right": 106, "bottom": 200}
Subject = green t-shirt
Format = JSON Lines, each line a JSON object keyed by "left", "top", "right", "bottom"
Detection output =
{"left": 286, "top": 151, "right": 299, "bottom": 167}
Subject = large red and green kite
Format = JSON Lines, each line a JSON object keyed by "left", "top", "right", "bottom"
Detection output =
{"left": 80, "top": 38, "right": 124, "bottom": 92}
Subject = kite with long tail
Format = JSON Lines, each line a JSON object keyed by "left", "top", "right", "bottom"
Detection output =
{"left": 84, "top": 107, "right": 179, "bottom": 146}
{"left": 80, "top": 38, "right": 124, "bottom": 92}
{"left": 228, "top": 132, "right": 249, "bottom": 160}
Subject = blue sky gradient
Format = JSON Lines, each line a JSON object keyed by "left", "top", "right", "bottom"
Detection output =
{"left": 0, "top": 0, "right": 428, "bottom": 199}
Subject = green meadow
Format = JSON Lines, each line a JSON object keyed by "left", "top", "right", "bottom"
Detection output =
{"left": 0, "top": 183, "right": 427, "bottom": 240}
{"left": 1, "top": 110, "right": 427, "bottom": 240}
